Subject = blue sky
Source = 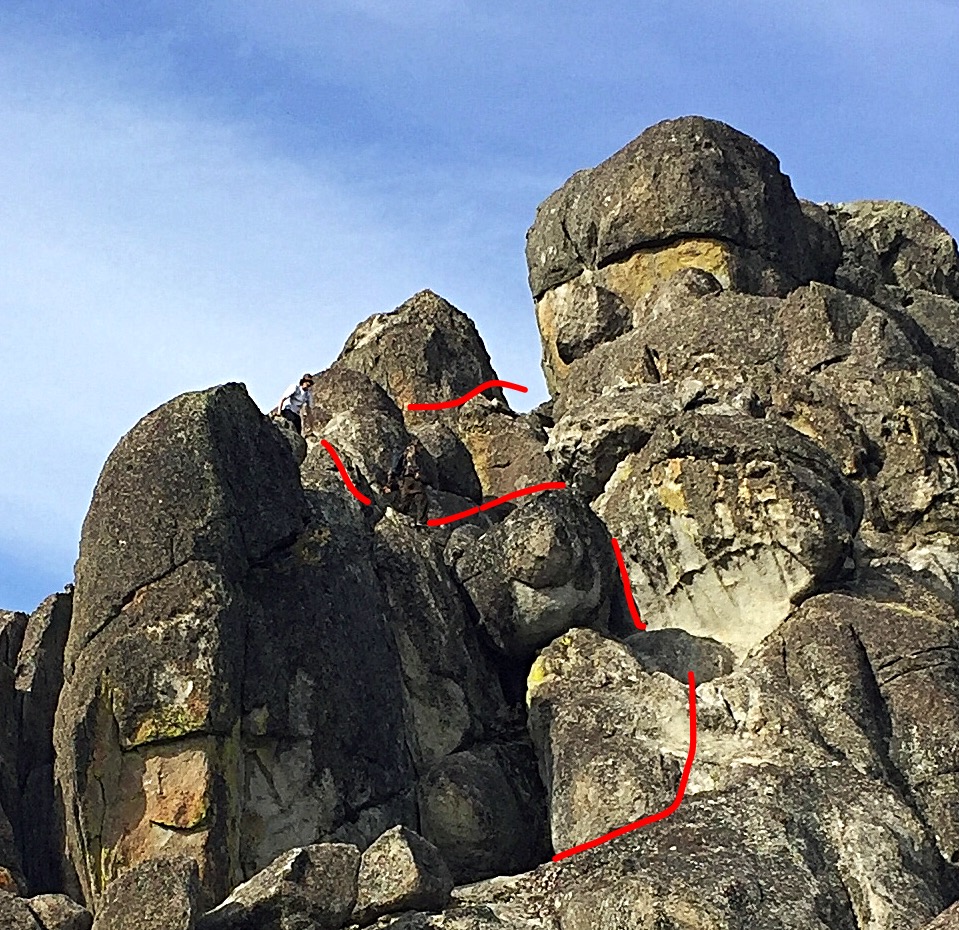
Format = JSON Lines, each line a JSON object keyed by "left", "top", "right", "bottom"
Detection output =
{"left": 2, "top": 0, "right": 957, "bottom": 612}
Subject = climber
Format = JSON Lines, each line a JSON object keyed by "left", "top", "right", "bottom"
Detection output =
{"left": 274, "top": 373, "right": 315, "bottom": 435}
{"left": 382, "top": 439, "right": 430, "bottom": 525}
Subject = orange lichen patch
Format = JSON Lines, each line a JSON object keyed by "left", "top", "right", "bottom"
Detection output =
{"left": 144, "top": 747, "right": 212, "bottom": 830}
{"left": 0, "top": 866, "right": 22, "bottom": 894}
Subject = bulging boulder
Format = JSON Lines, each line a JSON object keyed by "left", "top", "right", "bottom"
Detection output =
{"left": 307, "top": 366, "right": 414, "bottom": 492}
{"left": 454, "top": 491, "right": 619, "bottom": 657}
{"left": 594, "top": 413, "right": 862, "bottom": 656}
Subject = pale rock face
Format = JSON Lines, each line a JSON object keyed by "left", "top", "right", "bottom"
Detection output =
{"left": 521, "top": 621, "right": 953, "bottom": 930}
{"left": 593, "top": 414, "right": 860, "bottom": 656}
{"left": 352, "top": 826, "right": 453, "bottom": 925}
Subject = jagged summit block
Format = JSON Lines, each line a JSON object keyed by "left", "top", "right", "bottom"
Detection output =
{"left": 526, "top": 115, "right": 841, "bottom": 389}
{"left": 337, "top": 289, "right": 506, "bottom": 410}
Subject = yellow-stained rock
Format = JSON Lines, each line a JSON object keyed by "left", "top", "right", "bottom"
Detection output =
{"left": 599, "top": 238, "right": 735, "bottom": 313}
{"left": 143, "top": 748, "right": 211, "bottom": 830}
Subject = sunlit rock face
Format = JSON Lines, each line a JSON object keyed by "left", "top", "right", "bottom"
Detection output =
{"left": 6, "top": 114, "right": 959, "bottom": 930}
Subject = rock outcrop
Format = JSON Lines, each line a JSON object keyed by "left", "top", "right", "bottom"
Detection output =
{"left": 4, "top": 114, "right": 959, "bottom": 930}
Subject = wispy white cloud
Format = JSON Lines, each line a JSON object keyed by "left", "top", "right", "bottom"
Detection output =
{"left": 0, "top": 28, "right": 548, "bottom": 609}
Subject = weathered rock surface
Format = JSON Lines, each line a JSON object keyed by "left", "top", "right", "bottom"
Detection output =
{"left": 198, "top": 844, "right": 359, "bottom": 930}
{"left": 527, "top": 116, "right": 841, "bottom": 390}
{"left": 415, "top": 742, "right": 548, "bottom": 884}
{"left": 623, "top": 627, "right": 734, "bottom": 684}
{"left": 335, "top": 290, "right": 556, "bottom": 499}
{"left": 9, "top": 115, "right": 959, "bottom": 930}
{"left": 336, "top": 290, "right": 505, "bottom": 413}
{"left": 594, "top": 413, "right": 861, "bottom": 655}
{"left": 454, "top": 491, "right": 619, "bottom": 656}
{"left": 921, "top": 901, "right": 959, "bottom": 930}
{"left": 91, "top": 857, "right": 198, "bottom": 930}
{"left": 0, "top": 892, "right": 42, "bottom": 930}
{"left": 23, "top": 895, "right": 92, "bottom": 930}
{"left": 353, "top": 826, "right": 452, "bottom": 925}
{"left": 829, "top": 200, "right": 959, "bottom": 301}
{"left": 307, "top": 366, "right": 414, "bottom": 492}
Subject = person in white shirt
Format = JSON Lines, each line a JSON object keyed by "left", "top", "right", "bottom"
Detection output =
{"left": 274, "top": 373, "right": 315, "bottom": 435}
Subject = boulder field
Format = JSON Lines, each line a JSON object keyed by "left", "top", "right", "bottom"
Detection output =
{"left": 2, "top": 115, "right": 959, "bottom": 929}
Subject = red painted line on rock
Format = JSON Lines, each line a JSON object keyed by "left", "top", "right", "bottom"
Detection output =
{"left": 479, "top": 481, "right": 567, "bottom": 511}
{"left": 611, "top": 537, "right": 646, "bottom": 630}
{"left": 320, "top": 439, "right": 372, "bottom": 506}
{"left": 551, "top": 670, "right": 698, "bottom": 862}
{"left": 407, "top": 379, "right": 529, "bottom": 411}
{"left": 427, "top": 481, "right": 566, "bottom": 527}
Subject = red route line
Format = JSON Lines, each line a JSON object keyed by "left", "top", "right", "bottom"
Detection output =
{"left": 320, "top": 439, "right": 372, "bottom": 506}
{"left": 407, "top": 379, "right": 529, "bottom": 411}
{"left": 551, "top": 670, "right": 698, "bottom": 862}
{"left": 427, "top": 481, "right": 567, "bottom": 527}
{"left": 612, "top": 537, "right": 646, "bottom": 631}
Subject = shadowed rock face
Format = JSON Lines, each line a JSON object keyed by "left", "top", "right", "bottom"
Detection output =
{"left": 8, "top": 115, "right": 959, "bottom": 930}
{"left": 53, "top": 382, "right": 549, "bottom": 911}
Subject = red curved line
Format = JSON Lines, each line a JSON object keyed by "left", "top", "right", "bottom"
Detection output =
{"left": 479, "top": 481, "right": 566, "bottom": 511}
{"left": 427, "top": 481, "right": 566, "bottom": 527}
{"left": 407, "top": 379, "right": 529, "bottom": 411}
{"left": 611, "top": 537, "right": 646, "bottom": 631}
{"left": 551, "top": 670, "right": 698, "bottom": 862}
{"left": 320, "top": 439, "right": 372, "bottom": 506}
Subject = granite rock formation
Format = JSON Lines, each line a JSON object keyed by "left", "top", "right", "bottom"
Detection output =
{"left": 2, "top": 114, "right": 959, "bottom": 930}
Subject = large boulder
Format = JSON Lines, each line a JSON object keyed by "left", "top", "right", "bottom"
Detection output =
{"left": 66, "top": 383, "right": 308, "bottom": 672}
{"left": 526, "top": 629, "right": 691, "bottom": 852}
{"left": 415, "top": 742, "right": 548, "bottom": 884}
{"left": 197, "top": 845, "right": 359, "bottom": 930}
{"left": 828, "top": 200, "right": 959, "bottom": 301}
{"left": 307, "top": 366, "right": 414, "bottom": 492}
{"left": 336, "top": 290, "right": 506, "bottom": 413}
{"left": 593, "top": 413, "right": 861, "bottom": 656}
{"left": 454, "top": 491, "right": 619, "bottom": 657}
{"left": 352, "top": 826, "right": 453, "bottom": 925}
{"left": 782, "top": 592, "right": 959, "bottom": 864}
{"left": 335, "top": 290, "right": 556, "bottom": 500}
{"left": 54, "top": 384, "right": 412, "bottom": 906}
{"left": 526, "top": 116, "right": 840, "bottom": 390}
{"left": 91, "top": 858, "right": 198, "bottom": 930}
{"left": 371, "top": 513, "right": 507, "bottom": 773}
